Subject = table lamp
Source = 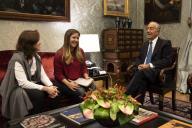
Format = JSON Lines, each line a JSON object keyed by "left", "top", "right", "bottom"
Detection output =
{"left": 79, "top": 34, "right": 101, "bottom": 75}
{"left": 79, "top": 34, "right": 100, "bottom": 53}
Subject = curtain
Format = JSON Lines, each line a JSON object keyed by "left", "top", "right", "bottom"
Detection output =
{"left": 177, "top": 29, "right": 192, "bottom": 93}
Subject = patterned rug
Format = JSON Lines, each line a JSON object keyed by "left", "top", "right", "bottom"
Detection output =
{"left": 143, "top": 93, "right": 191, "bottom": 119}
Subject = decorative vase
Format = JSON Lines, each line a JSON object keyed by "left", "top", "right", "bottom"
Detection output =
{"left": 96, "top": 118, "right": 119, "bottom": 127}
{"left": 127, "top": 18, "right": 132, "bottom": 29}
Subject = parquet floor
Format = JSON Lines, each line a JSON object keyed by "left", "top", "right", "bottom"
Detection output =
{"left": 165, "top": 91, "right": 190, "bottom": 102}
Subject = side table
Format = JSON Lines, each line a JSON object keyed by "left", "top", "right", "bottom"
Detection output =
{"left": 92, "top": 74, "right": 109, "bottom": 89}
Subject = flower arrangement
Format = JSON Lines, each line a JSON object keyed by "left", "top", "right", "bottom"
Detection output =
{"left": 80, "top": 84, "right": 141, "bottom": 126}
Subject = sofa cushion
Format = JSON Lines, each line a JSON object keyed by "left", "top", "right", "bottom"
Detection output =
{"left": 0, "top": 51, "right": 55, "bottom": 83}
{"left": 39, "top": 52, "right": 55, "bottom": 82}
{"left": 0, "top": 50, "right": 14, "bottom": 82}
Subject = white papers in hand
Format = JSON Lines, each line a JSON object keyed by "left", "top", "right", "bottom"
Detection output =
{"left": 74, "top": 78, "right": 94, "bottom": 87}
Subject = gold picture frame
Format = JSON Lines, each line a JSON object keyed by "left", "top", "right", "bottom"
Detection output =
{"left": 103, "top": 0, "right": 129, "bottom": 17}
{"left": 0, "top": 0, "right": 70, "bottom": 22}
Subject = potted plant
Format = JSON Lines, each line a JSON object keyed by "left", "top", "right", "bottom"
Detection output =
{"left": 80, "top": 84, "right": 141, "bottom": 127}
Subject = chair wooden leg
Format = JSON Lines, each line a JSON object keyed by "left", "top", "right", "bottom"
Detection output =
{"left": 149, "top": 92, "right": 155, "bottom": 104}
{"left": 159, "top": 94, "right": 163, "bottom": 111}
{"left": 191, "top": 101, "right": 192, "bottom": 119}
{"left": 172, "top": 90, "right": 176, "bottom": 110}
{"left": 190, "top": 94, "right": 192, "bottom": 118}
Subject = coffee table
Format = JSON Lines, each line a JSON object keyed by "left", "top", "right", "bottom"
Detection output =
{"left": 8, "top": 104, "right": 192, "bottom": 128}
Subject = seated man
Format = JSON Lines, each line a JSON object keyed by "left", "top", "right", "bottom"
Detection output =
{"left": 126, "top": 21, "right": 173, "bottom": 104}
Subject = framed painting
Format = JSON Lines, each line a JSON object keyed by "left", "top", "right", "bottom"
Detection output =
{"left": 0, "top": 0, "right": 70, "bottom": 22}
{"left": 103, "top": 0, "right": 129, "bottom": 17}
{"left": 145, "top": 0, "right": 182, "bottom": 24}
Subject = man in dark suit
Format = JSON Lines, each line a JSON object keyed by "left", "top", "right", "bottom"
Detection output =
{"left": 126, "top": 21, "right": 173, "bottom": 104}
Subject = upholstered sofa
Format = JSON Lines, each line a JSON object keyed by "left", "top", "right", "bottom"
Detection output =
{"left": 0, "top": 50, "right": 78, "bottom": 122}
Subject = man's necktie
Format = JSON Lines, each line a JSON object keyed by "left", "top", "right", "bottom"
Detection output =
{"left": 145, "top": 43, "right": 152, "bottom": 64}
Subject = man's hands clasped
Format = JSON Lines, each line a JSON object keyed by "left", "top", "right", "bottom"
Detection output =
{"left": 138, "top": 64, "right": 150, "bottom": 70}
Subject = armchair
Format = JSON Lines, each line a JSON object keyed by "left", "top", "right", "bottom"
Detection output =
{"left": 126, "top": 47, "right": 179, "bottom": 111}
{"left": 187, "top": 73, "right": 192, "bottom": 118}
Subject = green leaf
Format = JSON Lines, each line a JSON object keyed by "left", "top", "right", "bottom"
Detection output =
{"left": 118, "top": 112, "right": 134, "bottom": 125}
{"left": 93, "top": 104, "right": 100, "bottom": 110}
{"left": 118, "top": 102, "right": 134, "bottom": 115}
{"left": 108, "top": 87, "right": 116, "bottom": 94}
{"left": 96, "top": 97, "right": 110, "bottom": 108}
{"left": 133, "top": 104, "right": 139, "bottom": 115}
{"left": 80, "top": 99, "right": 97, "bottom": 110}
{"left": 117, "top": 99, "right": 125, "bottom": 105}
{"left": 110, "top": 101, "right": 119, "bottom": 121}
{"left": 94, "top": 107, "right": 110, "bottom": 120}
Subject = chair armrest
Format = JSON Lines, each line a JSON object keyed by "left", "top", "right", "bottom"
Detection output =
{"left": 127, "top": 62, "right": 176, "bottom": 83}
{"left": 127, "top": 64, "right": 136, "bottom": 72}
{"left": 125, "top": 64, "right": 137, "bottom": 80}
{"left": 159, "top": 62, "right": 176, "bottom": 82}
{"left": 127, "top": 64, "right": 138, "bottom": 75}
{"left": 187, "top": 73, "right": 192, "bottom": 88}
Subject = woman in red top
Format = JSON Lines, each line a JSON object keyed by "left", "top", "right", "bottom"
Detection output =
{"left": 54, "top": 29, "right": 95, "bottom": 102}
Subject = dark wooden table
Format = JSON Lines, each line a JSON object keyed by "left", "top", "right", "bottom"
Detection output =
{"left": 8, "top": 104, "right": 192, "bottom": 128}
